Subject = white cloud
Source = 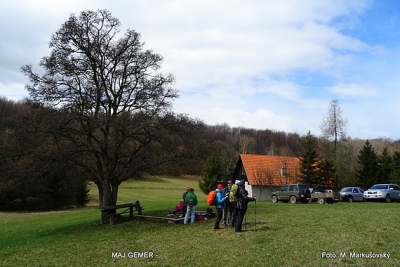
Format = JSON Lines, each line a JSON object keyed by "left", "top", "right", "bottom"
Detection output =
{"left": 330, "top": 83, "right": 378, "bottom": 98}
{"left": 2, "top": 0, "right": 400, "bottom": 139}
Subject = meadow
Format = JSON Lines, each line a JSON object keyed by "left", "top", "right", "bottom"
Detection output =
{"left": 1, "top": 176, "right": 399, "bottom": 267}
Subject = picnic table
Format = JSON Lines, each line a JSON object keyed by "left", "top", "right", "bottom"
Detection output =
{"left": 99, "top": 200, "right": 144, "bottom": 225}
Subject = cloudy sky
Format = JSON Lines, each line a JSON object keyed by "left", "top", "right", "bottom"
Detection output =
{"left": 1, "top": 0, "right": 400, "bottom": 140}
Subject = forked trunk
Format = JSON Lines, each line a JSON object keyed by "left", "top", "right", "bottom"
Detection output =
{"left": 99, "top": 179, "right": 119, "bottom": 224}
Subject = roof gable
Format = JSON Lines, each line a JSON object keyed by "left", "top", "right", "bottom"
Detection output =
{"left": 236, "top": 154, "right": 301, "bottom": 186}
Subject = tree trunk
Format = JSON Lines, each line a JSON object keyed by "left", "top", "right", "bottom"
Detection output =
{"left": 99, "top": 179, "right": 119, "bottom": 224}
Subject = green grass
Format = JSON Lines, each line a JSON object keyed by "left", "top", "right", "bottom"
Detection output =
{"left": 1, "top": 176, "right": 400, "bottom": 266}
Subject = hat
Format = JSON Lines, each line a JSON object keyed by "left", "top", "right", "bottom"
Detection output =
{"left": 227, "top": 180, "right": 233, "bottom": 184}
{"left": 217, "top": 184, "right": 224, "bottom": 190}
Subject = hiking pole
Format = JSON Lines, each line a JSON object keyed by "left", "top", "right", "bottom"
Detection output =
{"left": 244, "top": 213, "right": 247, "bottom": 230}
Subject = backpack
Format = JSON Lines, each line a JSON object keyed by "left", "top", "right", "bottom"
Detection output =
{"left": 188, "top": 196, "right": 194, "bottom": 207}
{"left": 205, "top": 208, "right": 216, "bottom": 219}
{"left": 207, "top": 190, "right": 217, "bottom": 206}
{"left": 229, "top": 184, "right": 238, "bottom": 203}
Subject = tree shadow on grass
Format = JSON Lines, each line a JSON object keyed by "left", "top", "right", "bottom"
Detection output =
{"left": 242, "top": 221, "right": 275, "bottom": 232}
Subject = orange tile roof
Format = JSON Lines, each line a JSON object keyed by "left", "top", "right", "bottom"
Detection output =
{"left": 240, "top": 154, "right": 301, "bottom": 186}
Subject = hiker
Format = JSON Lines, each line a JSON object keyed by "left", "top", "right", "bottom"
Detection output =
{"left": 184, "top": 188, "right": 198, "bottom": 224}
{"left": 230, "top": 182, "right": 239, "bottom": 228}
{"left": 182, "top": 187, "right": 190, "bottom": 218}
{"left": 214, "top": 184, "right": 228, "bottom": 230}
{"left": 223, "top": 180, "right": 234, "bottom": 227}
{"left": 235, "top": 180, "right": 256, "bottom": 232}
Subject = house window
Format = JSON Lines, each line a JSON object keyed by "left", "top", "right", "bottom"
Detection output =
{"left": 241, "top": 166, "right": 245, "bottom": 176}
{"left": 280, "top": 165, "right": 287, "bottom": 177}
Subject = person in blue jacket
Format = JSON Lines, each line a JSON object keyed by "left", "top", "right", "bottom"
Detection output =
{"left": 214, "top": 183, "right": 228, "bottom": 230}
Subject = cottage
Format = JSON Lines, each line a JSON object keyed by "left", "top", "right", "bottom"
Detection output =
{"left": 232, "top": 154, "right": 301, "bottom": 201}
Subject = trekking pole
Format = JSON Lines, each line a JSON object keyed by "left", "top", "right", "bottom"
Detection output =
{"left": 244, "top": 213, "right": 247, "bottom": 230}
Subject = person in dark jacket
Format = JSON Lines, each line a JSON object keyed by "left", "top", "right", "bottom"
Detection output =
{"left": 214, "top": 184, "right": 228, "bottom": 230}
{"left": 223, "top": 180, "right": 234, "bottom": 227}
{"left": 235, "top": 180, "right": 256, "bottom": 232}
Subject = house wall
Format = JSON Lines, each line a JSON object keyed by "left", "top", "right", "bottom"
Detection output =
{"left": 235, "top": 180, "right": 279, "bottom": 201}
{"left": 250, "top": 185, "right": 281, "bottom": 201}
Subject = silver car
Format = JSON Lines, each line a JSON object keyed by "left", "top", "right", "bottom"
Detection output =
{"left": 363, "top": 184, "right": 400, "bottom": 203}
{"left": 339, "top": 187, "right": 364, "bottom": 202}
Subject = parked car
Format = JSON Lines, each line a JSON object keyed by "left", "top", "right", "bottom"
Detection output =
{"left": 310, "top": 188, "right": 340, "bottom": 204}
{"left": 363, "top": 184, "right": 400, "bottom": 203}
{"left": 271, "top": 184, "right": 311, "bottom": 204}
{"left": 339, "top": 187, "right": 364, "bottom": 202}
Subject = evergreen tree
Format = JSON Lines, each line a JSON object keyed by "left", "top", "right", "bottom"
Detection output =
{"left": 299, "top": 131, "right": 320, "bottom": 187}
{"left": 199, "top": 151, "right": 233, "bottom": 194}
{"left": 356, "top": 140, "right": 379, "bottom": 189}
{"left": 317, "top": 158, "right": 335, "bottom": 188}
{"left": 376, "top": 148, "right": 392, "bottom": 184}
{"left": 390, "top": 151, "right": 400, "bottom": 185}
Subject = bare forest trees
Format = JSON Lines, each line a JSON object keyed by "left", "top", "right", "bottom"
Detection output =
{"left": 320, "top": 99, "right": 350, "bottom": 187}
{"left": 321, "top": 99, "right": 347, "bottom": 151}
{"left": 21, "top": 10, "right": 199, "bottom": 222}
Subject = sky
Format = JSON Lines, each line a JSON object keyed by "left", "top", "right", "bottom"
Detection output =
{"left": 1, "top": 0, "right": 400, "bottom": 140}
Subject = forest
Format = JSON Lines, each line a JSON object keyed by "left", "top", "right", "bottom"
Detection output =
{"left": 2, "top": 96, "right": 400, "bottom": 211}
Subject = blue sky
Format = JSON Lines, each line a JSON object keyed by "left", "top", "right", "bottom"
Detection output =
{"left": 1, "top": 0, "right": 400, "bottom": 140}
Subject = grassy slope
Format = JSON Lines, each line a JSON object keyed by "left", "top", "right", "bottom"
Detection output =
{"left": 1, "top": 176, "right": 399, "bottom": 267}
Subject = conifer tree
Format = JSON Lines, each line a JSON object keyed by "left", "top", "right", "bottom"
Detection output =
{"left": 390, "top": 151, "right": 400, "bottom": 185}
{"left": 376, "top": 148, "right": 392, "bottom": 184}
{"left": 356, "top": 140, "right": 378, "bottom": 189}
{"left": 317, "top": 159, "right": 335, "bottom": 188}
{"left": 199, "top": 151, "right": 233, "bottom": 194}
{"left": 299, "top": 131, "right": 320, "bottom": 187}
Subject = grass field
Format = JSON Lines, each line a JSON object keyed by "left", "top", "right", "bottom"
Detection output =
{"left": 1, "top": 176, "right": 399, "bottom": 267}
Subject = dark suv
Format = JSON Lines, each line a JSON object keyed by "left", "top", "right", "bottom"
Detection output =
{"left": 271, "top": 184, "right": 311, "bottom": 204}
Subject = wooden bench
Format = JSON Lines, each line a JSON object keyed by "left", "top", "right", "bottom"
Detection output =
{"left": 134, "top": 211, "right": 207, "bottom": 224}
{"left": 134, "top": 215, "right": 184, "bottom": 223}
{"left": 99, "top": 200, "right": 144, "bottom": 225}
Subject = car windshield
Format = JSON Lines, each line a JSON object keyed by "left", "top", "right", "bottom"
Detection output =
{"left": 340, "top": 188, "right": 352, "bottom": 193}
{"left": 370, "top": 185, "right": 389, "bottom": 190}
{"left": 312, "top": 188, "right": 325, "bottom": 193}
{"left": 299, "top": 185, "right": 308, "bottom": 191}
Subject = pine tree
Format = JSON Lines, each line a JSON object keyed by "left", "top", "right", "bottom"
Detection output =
{"left": 199, "top": 151, "right": 233, "bottom": 194}
{"left": 376, "top": 148, "right": 392, "bottom": 184}
{"left": 356, "top": 140, "right": 379, "bottom": 189}
{"left": 317, "top": 159, "right": 335, "bottom": 188}
{"left": 390, "top": 151, "right": 400, "bottom": 185}
{"left": 299, "top": 131, "right": 320, "bottom": 187}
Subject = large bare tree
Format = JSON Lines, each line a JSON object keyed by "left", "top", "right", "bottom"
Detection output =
{"left": 320, "top": 99, "right": 348, "bottom": 187}
{"left": 21, "top": 9, "right": 197, "bottom": 222}
{"left": 321, "top": 99, "right": 347, "bottom": 156}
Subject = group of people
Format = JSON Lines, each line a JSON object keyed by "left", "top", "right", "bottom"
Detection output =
{"left": 181, "top": 180, "right": 256, "bottom": 232}
{"left": 214, "top": 180, "right": 256, "bottom": 232}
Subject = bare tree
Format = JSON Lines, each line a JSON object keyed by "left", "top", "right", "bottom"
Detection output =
{"left": 21, "top": 10, "right": 198, "bottom": 222}
{"left": 320, "top": 99, "right": 348, "bottom": 187}
{"left": 321, "top": 99, "right": 347, "bottom": 156}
